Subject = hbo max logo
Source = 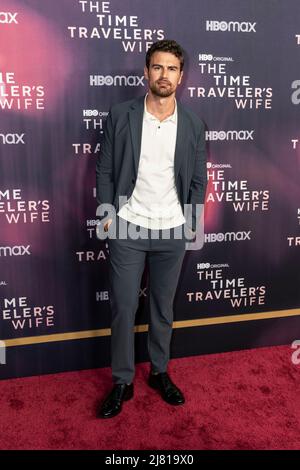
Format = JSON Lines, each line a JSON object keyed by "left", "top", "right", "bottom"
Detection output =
{"left": 0, "top": 12, "right": 18, "bottom": 24}
{"left": 90, "top": 75, "right": 145, "bottom": 87}
{"left": 206, "top": 130, "right": 254, "bottom": 141}
{"left": 206, "top": 20, "right": 256, "bottom": 32}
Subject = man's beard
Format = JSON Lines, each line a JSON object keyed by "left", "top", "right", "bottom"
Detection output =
{"left": 150, "top": 81, "right": 174, "bottom": 98}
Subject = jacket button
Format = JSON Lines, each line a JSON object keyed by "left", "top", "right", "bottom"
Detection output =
{"left": 131, "top": 178, "right": 135, "bottom": 184}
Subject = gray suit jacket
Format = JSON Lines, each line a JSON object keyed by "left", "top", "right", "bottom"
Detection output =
{"left": 96, "top": 95, "right": 207, "bottom": 232}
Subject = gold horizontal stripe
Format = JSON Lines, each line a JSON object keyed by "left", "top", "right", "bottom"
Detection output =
{"left": 173, "top": 307, "right": 300, "bottom": 328}
{"left": 2, "top": 308, "right": 300, "bottom": 348}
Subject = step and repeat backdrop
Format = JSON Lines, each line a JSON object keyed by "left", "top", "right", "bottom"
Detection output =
{"left": 1, "top": 0, "right": 300, "bottom": 379}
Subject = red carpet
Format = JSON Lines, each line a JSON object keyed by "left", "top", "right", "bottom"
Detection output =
{"left": 0, "top": 345, "right": 299, "bottom": 450}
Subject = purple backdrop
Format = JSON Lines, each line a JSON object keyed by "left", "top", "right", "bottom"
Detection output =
{"left": 1, "top": 0, "right": 300, "bottom": 379}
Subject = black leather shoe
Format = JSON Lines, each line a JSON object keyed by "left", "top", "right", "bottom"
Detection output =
{"left": 98, "top": 383, "right": 134, "bottom": 419}
{"left": 148, "top": 372, "right": 185, "bottom": 405}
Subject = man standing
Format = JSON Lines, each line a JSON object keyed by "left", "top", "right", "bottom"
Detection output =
{"left": 96, "top": 40, "right": 207, "bottom": 418}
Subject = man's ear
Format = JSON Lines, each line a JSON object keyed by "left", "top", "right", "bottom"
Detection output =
{"left": 144, "top": 66, "right": 149, "bottom": 81}
{"left": 178, "top": 70, "right": 183, "bottom": 85}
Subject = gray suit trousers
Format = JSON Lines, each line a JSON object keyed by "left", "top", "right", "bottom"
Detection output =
{"left": 107, "top": 215, "right": 188, "bottom": 384}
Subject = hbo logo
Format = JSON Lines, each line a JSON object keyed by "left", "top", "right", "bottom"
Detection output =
{"left": 83, "top": 110, "right": 99, "bottom": 117}
{"left": 199, "top": 263, "right": 210, "bottom": 269}
{"left": 199, "top": 54, "right": 213, "bottom": 61}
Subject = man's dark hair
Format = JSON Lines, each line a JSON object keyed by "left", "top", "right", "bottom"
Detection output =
{"left": 145, "top": 39, "right": 185, "bottom": 71}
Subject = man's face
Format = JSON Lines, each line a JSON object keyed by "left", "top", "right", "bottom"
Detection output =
{"left": 144, "top": 51, "right": 183, "bottom": 98}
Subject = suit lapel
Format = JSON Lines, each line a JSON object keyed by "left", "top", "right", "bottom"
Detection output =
{"left": 174, "top": 102, "right": 186, "bottom": 181}
{"left": 128, "top": 96, "right": 144, "bottom": 177}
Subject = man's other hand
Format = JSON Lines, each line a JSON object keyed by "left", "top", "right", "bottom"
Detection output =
{"left": 104, "top": 218, "right": 113, "bottom": 232}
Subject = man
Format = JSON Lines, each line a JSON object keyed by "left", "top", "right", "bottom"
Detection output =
{"left": 96, "top": 39, "right": 207, "bottom": 418}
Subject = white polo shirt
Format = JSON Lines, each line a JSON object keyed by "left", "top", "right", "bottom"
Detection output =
{"left": 117, "top": 94, "right": 186, "bottom": 230}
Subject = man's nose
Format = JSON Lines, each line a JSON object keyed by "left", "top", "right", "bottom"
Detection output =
{"left": 160, "top": 67, "right": 168, "bottom": 78}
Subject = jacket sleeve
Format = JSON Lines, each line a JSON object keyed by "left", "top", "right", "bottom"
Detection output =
{"left": 187, "top": 120, "right": 208, "bottom": 232}
{"left": 96, "top": 110, "right": 115, "bottom": 208}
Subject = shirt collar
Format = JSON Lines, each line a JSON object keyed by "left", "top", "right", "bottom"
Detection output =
{"left": 144, "top": 93, "right": 177, "bottom": 124}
